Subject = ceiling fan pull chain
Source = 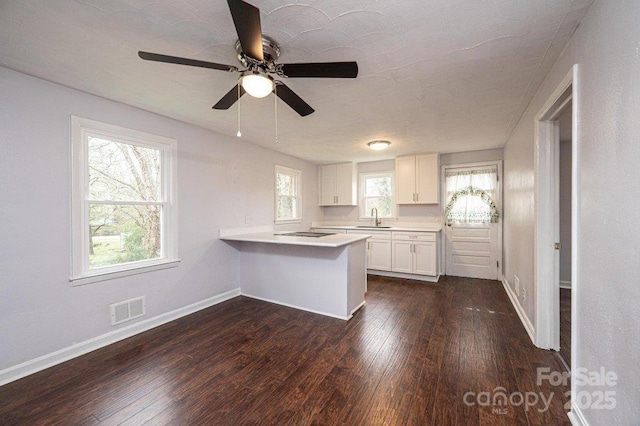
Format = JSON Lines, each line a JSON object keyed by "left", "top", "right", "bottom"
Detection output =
{"left": 236, "top": 83, "right": 242, "bottom": 137}
{"left": 274, "top": 84, "right": 278, "bottom": 144}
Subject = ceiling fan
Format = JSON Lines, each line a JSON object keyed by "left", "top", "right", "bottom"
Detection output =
{"left": 138, "top": 0, "right": 358, "bottom": 117}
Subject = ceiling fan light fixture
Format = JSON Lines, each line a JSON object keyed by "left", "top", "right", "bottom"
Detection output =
{"left": 241, "top": 73, "right": 274, "bottom": 98}
{"left": 368, "top": 140, "right": 391, "bottom": 150}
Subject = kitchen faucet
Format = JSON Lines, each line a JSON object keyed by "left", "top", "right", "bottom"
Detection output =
{"left": 371, "top": 207, "right": 382, "bottom": 227}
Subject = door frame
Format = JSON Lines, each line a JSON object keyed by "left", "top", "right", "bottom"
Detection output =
{"left": 440, "top": 160, "right": 503, "bottom": 280}
{"left": 534, "top": 65, "right": 579, "bottom": 351}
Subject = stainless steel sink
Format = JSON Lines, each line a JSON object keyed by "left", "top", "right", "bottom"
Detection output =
{"left": 355, "top": 226, "right": 391, "bottom": 229}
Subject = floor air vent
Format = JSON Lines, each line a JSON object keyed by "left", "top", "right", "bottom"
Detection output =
{"left": 110, "top": 296, "right": 146, "bottom": 326}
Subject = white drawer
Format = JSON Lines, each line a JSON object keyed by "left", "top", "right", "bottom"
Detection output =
{"left": 347, "top": 230, "right": 392, "bottom": 239}
{"left": 392, "top": 231, "right": 436, "bottom": 242}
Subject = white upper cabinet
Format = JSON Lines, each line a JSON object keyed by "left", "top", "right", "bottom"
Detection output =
{"left": 319, "top": 163, "right": 357, "bottom": 206}
{"left": 395, "top": 153, "right": 439, "bottom": 204}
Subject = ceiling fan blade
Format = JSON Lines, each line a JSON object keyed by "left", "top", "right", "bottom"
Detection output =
{"left": 212, "top": 84, "right": 246, "bottom": 110}
{"left": 138, "top": 51, "right": 235, "bottom": 72}
{"left": 275, "top": 83, "right": 314, "bottom": 117}
{"left": 280, "top": 62, "right": 358, "bottom": 78}
{"left": 226, "top": 0, "right": 264, "bottom": 61}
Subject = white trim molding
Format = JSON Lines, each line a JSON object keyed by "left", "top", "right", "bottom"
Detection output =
{"left": 559, "top": 280, "right": 572, "bottom": 289}
{"left": 502, "top": 278, "right": 536, "bottom": 345}
{"left": 534, "top": 65, "right": 577, "bottom": 350}
{"left": 0, "top": 288, "right": 240, "bottom": 386}
{"left": 70, "top": 116, "right": 179, "bottom": 283}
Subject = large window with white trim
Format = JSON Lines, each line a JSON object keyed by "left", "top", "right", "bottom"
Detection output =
{"left": 71, "top": 116, "right": 178, "bottom": 283}
{"left": 275, "top": 165, "right": 302, "bottom": 223}
{"left": 360, "top": 172, "right": 395, "bottom": 219}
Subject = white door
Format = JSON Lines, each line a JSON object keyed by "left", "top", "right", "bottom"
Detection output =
{"left": 443, "top": 164, "right": 501, "bottom": 280}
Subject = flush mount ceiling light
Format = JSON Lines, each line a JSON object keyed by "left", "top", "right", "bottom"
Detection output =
{"left": 367, "top": 140, "right": 391, "bottom": 150}
{"left": 241, "top": 72, "right": 275, "bottom": 98}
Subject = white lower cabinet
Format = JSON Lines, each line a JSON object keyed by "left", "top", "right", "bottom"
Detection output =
{"left": 391, "top": 240, "right": 413, "bottom": 273}
{"left": 367, "top": 239, "right": 392, "bottom": 271}
{"left": 391, "top": 232, "right": 437, "bottom": 276}
{"left": 413, "top": 241, "right": 436, "bottom": 276}
{"left": 313, "top": 227, "right": 438, "bottom": 278}
{"left": 347, "top": 230, "right": 392, "bottom": 271}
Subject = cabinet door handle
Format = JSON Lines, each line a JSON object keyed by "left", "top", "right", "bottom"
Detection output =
{"left": 416, "top": 193, "right": 418, "bottom": 202}
{"left": 336, "top": 195, "right": 339, "bottom": 204}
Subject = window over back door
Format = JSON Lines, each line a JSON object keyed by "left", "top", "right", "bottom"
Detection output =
{"left": 71, "top": 116, "right": 178, "bottom": 284}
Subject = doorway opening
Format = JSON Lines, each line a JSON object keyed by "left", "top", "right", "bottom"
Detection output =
{"left": 534, "top": 65, "right": 578, "bottom": 370}
{"left": 557, "top": 105, "right": 572, "bottom": 369}
{"left": 442, "top": 161, "right": 502, "bottom": 280}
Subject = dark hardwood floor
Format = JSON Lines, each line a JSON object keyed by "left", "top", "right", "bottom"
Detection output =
{"left": 0, "top": 276, "right": 571, "bottom": 425}
{"left": 559, "top": 288, "right": 571, "bottom": 368}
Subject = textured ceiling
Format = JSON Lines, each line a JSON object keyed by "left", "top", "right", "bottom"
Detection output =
{"left": 0, "top": 0, "right": 592, "bottom": 163}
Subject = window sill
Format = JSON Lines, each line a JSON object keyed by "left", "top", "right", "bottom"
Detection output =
{"left": 70, "top": 259, "right": 181, "bottom": 286}
{"left": 274, "top": 219, "right": 303, "bottom": 224}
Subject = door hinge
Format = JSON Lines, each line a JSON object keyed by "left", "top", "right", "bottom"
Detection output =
{"left": 555, "top": 242, "right": 562, "bottom": 250}
{"left": 497, "top": 260, "right": 500, "bottom": 268}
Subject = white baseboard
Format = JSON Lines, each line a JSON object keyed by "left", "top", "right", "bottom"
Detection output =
{"left": 568, "top": 404, "right": 589, "bottom": 426}
{"left": 0, "top": 287, "right": 241, "bottom": 387}
{"left": 241, "top": 293, "right": 351, "bottom": 321}
{"left": 501, "top": 278, "right": 536, "bottom": 345}
{"left": 367, "top": 270, "right": 440, "bottom": 282}
{"left": 351, "top": 300, "right": 366, "bottom": 315}
{"left": 560, "top": 280, "right": 572, "bottom": 289}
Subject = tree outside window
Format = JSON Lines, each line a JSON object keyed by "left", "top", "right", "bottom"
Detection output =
{"left": 71, "top": 116, "right": 177, "bottom": 283}
{"left": 87, "top": 137, "right": 163, "bottom": 268}
{"left": 360, "top": 173, "right": 394, "bottom": 218}
{"left": 275, "top": 166, "right": 302, "bottom": 222}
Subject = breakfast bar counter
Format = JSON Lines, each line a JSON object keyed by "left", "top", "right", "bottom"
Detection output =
{"left": 220, "top": 228, "right": 369, "bottom": 320}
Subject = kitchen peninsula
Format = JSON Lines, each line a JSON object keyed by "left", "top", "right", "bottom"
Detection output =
{"left": 220, "top": 227, "right": 369, "bottom": 320}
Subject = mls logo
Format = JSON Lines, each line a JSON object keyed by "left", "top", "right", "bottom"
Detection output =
{"left": 492, "top": 407, "right": 509, "bottom": 415}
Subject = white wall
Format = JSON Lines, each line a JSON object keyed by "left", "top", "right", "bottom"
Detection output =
{"left": 319, "top": 148, "right": 503, "bottom": 224}
{"left": 0, "top": 67, "right": 321, "bottom": 373}
{"left": 502, "top": 1, "right": 640, "bottom": 423}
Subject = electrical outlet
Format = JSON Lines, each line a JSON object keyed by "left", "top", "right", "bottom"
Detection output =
{"left": 514, "top": 275, "right": 520, "bottom": 296}
{"left": 245, "top": 215, "right": 251, "bottom": 224}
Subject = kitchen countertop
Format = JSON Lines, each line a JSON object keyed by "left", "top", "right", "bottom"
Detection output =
{"left": 311, "top": 224, "right": 442, "bottom": 232}
{"left": 220, "top": 231, "right": 370, "bottom": 248}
